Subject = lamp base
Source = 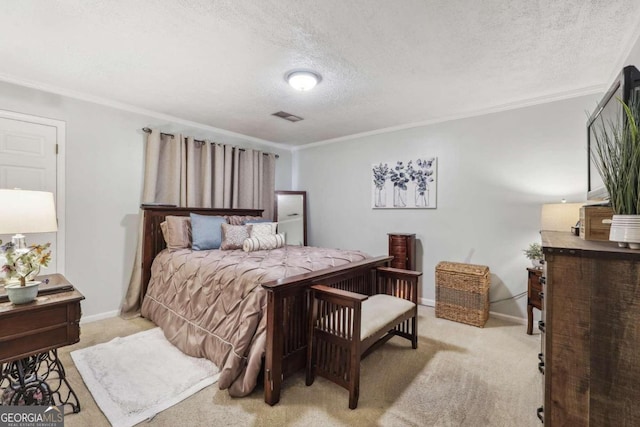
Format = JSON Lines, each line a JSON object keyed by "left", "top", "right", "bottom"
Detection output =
{"left": 11, "top": 233, "right": 26, "bottom": 250}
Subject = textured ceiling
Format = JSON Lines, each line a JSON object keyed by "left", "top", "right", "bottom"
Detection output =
{"left": 1, "top": 1, "right": 640, "bottom": 146}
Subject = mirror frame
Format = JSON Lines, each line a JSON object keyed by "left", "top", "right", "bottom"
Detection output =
{"left": 274, "top": 190, "right": 307, "bottom": 246}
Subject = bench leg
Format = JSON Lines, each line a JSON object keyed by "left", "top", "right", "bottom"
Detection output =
{"left": 348, "top": 357, "right": 360, "bottom": 409}
{"left": 306, "top": 335, "right": 315, "bottom": 386}
{"left": 348, "top": 337, "right": 361, "bottom": 409}
{"left": 412, "top": 315, "right": 418, "bottom": 349}
{"left": 306, "top": 368, "right": 315, "bottom": 386}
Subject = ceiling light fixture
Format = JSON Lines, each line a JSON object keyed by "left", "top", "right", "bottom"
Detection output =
{"left": 285, "top": 70, "right": 322, "bottom": 91}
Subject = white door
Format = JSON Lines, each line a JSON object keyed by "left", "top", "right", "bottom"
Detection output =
{"left": 0, "top": 116, "right": 59, "bottom": 275}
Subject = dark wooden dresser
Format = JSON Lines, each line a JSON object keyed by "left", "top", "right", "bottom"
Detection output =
{"left": 540, "top": 231, "right": 640, "bottom": 426}
{"left": 388, "top": 233, "right": 416, "bottom": 270}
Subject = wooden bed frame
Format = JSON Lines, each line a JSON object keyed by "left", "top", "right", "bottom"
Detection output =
{"left": 140, "top": 206, "right": 393, "bottom": 405}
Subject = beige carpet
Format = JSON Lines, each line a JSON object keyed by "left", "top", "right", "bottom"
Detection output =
{"left": 60, "top": 306, "right": 542, "bottom": 427}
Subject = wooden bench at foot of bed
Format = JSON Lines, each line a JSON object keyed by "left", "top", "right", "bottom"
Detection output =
{"left": 261, "top": 255, "right": 396, "bottom": 406}
{"left": 305, "top": 267, "right": 422, "bottom": 409}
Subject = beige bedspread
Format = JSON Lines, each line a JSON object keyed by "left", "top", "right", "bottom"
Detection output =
{"left": 140, "top": 245, "right": 369, "bottom": 397}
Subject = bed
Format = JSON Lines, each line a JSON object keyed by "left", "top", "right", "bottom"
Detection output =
{"left": 139, "top": 206, "right": 398, "bottom": 405}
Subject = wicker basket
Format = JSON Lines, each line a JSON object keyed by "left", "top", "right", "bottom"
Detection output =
{"left": 435, "top": 261, "right": 490, "bottom": 328}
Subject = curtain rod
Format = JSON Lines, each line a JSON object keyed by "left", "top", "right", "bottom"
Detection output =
{"left": 142, "top": 128, "right": 279, "bottom": 158}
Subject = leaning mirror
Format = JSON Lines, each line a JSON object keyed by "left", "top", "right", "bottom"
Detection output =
{"left": 274, "top": 191, "right": 307, "bottom": 246}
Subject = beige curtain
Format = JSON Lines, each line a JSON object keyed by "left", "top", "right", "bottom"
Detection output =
{"left": 121, "top": 129, "right": 276, "bottom": 317}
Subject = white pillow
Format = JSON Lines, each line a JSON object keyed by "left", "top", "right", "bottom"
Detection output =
{"left": 243, "top": 234, "right": 286, "bottom": 252}
{"left": 249, "top": 222, "right": 278, "bottom": 239}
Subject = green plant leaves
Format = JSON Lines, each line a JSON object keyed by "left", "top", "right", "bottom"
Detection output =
{"left": 590, "top": 96, "right": 640, "bottom": 215}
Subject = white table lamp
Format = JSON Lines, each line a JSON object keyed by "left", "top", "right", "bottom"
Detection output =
{"left": 541, "top": 203, "right": 583, "bottom": 232}
{"left": 0, "top": 189, "right": 58, "bottom": 249}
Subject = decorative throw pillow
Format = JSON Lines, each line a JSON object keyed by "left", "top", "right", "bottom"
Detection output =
{"left": 220, "top": 223, "right": 251, "bottom": 250}
{"left": 249, "top": 222, "right": 278, "bottom": 238}
{"left": 242, "top": 215, "right": 265, "bottom": 224}
{"left": 245, "top": 218, "right": 271, "bottom": 224}
{"left": 225, "top": 215, "right": 265, "bottom": 226}
{"left": 243, "top": 234, "right": 286, "bottom": 252}
{"left": 190, "top": 213, "right": 226, "bottom": 250}
{"left": 160, "top": 216, "right": 192, "bottom": 250}
{"left": 160, "top": 220, "right": 169, "bottom": 241}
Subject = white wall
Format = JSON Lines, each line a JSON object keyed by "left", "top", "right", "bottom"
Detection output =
{"left": 294, "top": 95, "right": 600, "bottom": 318}
{"left": 0, "top": 80, "right": 292, "bottom": 318}
{"left": 622, "top": 25, "right": 640, "bottom": 77}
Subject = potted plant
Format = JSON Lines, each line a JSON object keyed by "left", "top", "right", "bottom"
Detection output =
{"left": 523, "top": 242, "right": 543, "bottom": 268}
{"left": 1, "top": 241, "right": 51, "bottom": 304}
{"left": 591, "top": 96, "right": 640, "bottom": 248}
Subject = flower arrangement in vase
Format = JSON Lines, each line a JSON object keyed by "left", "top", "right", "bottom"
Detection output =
{"left": 408, "top": 158, "right": 435, "bottom": 207}
{"left": 372, "top": 163, "right": 389, "bottom": 207}
{"left": 388, "top": 161, "right": 410, "bottom": 207}
{"left": 1, "top": 241, "right": 51, "bottom": 304}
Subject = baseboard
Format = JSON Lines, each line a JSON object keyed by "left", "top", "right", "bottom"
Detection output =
{"left": 81, "top": 309, "right": 119, "bottom": 324}
{"left": 420, "top": 298, "right": 435, "bottom": 307}
{"left": 488, "top": 311, "right": 527, "bottom": 325}
{"left": 419, "top": 298, "right": 527, "bottom": 325}
{"left": 82, "top": 304, "right": 526, "bottom": 325}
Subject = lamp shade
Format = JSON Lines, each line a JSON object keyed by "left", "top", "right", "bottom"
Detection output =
{"left": 541, "top": 203, "right": 583, "bottom": 232}
{"left": 0, "top": 189, "right": 58, "bottom": 234}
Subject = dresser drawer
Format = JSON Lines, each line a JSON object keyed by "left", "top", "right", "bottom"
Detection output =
{"left": 0, "top": 304, "right": 69, "bottom": 339}
{"left": 0, "top": 298, "right": 82, "bottom": 363}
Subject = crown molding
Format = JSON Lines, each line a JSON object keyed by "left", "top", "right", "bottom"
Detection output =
{"left": 0, "top": 72, "right": 608, "bottom": 153}
{"left": 0, "top": 73, "right": 292, "bottom": 151}
{"left": 293, "top": 85, "right": 606, "bottom": 151}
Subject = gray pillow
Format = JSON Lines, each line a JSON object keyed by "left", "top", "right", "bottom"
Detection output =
{"left": 190, "top": 213, "right": 226, "bottom": 250}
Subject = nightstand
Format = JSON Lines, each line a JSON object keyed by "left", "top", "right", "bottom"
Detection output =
{"left": 0, "top": 274, "right": 84, "bottom": 413}
{"left": 526, "top": 268, "right": 543, "bottom": 335}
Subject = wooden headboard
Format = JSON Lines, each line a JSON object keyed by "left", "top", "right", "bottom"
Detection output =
{"left": 140, "top": 205, "right": 263, "bottom": 300}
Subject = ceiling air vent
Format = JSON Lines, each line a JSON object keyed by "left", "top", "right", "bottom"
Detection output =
{"left": 272, "top": 111, "right": 304, "bottom": 122}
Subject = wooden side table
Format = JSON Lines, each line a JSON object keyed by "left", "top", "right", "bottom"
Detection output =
{"left": 526, "top": 268, "right": 543, "bottom": 335}
{"left": 0, "top": 274, "right": 84, "bottom": 413}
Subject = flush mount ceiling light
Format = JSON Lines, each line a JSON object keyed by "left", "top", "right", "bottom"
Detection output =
{"left": 285, "top": 70, "right": 322, "bottom": 91}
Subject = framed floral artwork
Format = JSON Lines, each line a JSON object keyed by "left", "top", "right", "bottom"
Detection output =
{"left": 372, "top": 158, "right": 437, "bottom": 209}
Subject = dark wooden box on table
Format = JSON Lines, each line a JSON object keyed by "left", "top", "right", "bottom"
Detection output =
{"left": 579, "top": 205, "right": 613, "bottom": 241}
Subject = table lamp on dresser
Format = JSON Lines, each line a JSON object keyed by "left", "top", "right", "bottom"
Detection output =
{"left": 540, "top": 202, "right": 583, "bottom": 233}
{"left": 0, "top": 189, "right": 58, "bottom": 304}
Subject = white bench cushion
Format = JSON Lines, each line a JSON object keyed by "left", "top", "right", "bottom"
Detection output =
{"left": 361, "top": 294, "right": 415, "bottom": 340}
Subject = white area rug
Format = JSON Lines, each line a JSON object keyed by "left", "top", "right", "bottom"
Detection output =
{"left": 71, "top": 327, "right": 220, "bottom": 427}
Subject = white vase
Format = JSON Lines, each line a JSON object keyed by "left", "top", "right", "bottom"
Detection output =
{"left": 608, "top": 215, "right": 640, "bottom": 249}
{"left": 4, "top": 281, "right": 40, "bottom": 304}
{"left": 531, "top": 259, "right": 543, "bottom": 269}
{"left": 393, "top": 187, "right": 407, "bottom": 207}
{"left": 374, "top": 187, "right": 386, "bottom": 207}
{"left": 414, "top": 188, "right": 427, "bottom": 207}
